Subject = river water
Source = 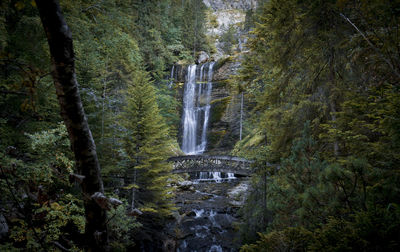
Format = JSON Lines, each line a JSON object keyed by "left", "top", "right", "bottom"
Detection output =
{"left": 166, "top": 172, "right": 248, "bottom": 252}
{"left": 167, "top": 62, "right": 246, "bottom": 251}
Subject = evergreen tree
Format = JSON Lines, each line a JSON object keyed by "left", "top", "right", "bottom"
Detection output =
{"left": 237, "top": 0, "right": 400, "bottom": 250}
{"left": 0, "top": 1, "right": 183, "bottom": 249}
{"left": 119, "top": 70, "right": 175, "bottom": 218}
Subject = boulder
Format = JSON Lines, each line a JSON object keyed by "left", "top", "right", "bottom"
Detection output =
{"left": 196, "top": 51, "right": 209, "bottom": 64}
{"left": 0, "top": 214, "right": 8, "bottom": 239}
{"left": 177, "top": 181, "right": 195, "bottom": 191}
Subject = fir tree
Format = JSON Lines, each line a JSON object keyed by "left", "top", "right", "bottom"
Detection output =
{"left": 238, "top": 0, "right": 400, "bottom": 249}
{"left": 119, "top": 70, "right": 175, "bottom": 219}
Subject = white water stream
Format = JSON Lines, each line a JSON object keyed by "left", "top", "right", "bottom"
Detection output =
{"left": 171, "top": 62, "right": 238, "bottom": 251}
{"left": 180, "top": 62, "right": 236, "bottom": 182}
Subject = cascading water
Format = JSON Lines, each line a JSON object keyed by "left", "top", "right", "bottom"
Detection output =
{"left": 200, "top": 62, "right": 214, "bottom": 151}
{"left": 181, "top": 62, "right": 215, "bottom": 155}
{"left": 175, "top": 193, "right": 240, "bottom": 252}
{"left": 193, "top": 171, "right": 236, "bottom": 183}
{"left": 181, "top": 62, "right": 236, "bottom": 181}
{"left": 182, "top": 64, "right": 198, "bottom": 154}
{"left": 168, "top": 65, "right": 175, "bottom": 88}
{"left": 180, "top": 62, "right": 236, "bottom": 181}
{"left": 173, "top": 62, "right": 241, "bottom": 252}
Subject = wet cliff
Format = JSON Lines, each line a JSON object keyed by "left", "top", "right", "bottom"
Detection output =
{"left": 168, "top": 0, "right": 256, "bottom": 155}
{"left": 171, "top": 54, "right": 243, "bottom": 155}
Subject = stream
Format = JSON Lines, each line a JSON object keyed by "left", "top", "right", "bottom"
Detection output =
{"left": 167, "top": 172, "right": 248, "bottom": 252}
{"left": 168, "top": 48, "right": 247, "bottom": 251}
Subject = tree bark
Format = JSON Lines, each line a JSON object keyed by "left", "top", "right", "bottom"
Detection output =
{"left": 329, "top": 48, "right": 339, "bottom": 157}
{"left": 35, "top": 0, "right": 108, "bottom": 250}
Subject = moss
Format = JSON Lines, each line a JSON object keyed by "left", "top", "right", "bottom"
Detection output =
{"left": 212, "top": 79, "right": 230, "bottom": 89}
{"left": 210, "top": 96, "right": 231, "bottom": 105}
{"left": 214, "top": 56, "right": 234, "bottom": 71}
{"left": 210, "top": 96, "right": 231, "bottom": 125}
{"left": 177, "top": 58, "right": 192, "bottom": 65}
{"left": 201, "top": 195, "right": 212, "bottom": 200}
{"left": 208, "top": 130, "right": 227, "bottom": 149}
{"left": 173, "top": 82, "right": 184, "bottom": 89}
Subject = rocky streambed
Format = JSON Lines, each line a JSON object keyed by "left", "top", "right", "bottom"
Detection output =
{"left": 166, "top": 175, "right": 249, "bottom": 252}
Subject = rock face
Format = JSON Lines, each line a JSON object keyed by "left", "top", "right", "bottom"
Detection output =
{"left": 203, "top": 0, "right": 257, "bottom": 11}
{"left": 204, "top": 0, "right": 256, "bottom": 60}
{"left": 170, "top": 1, "right": 255, "bottom": 155}
{"left": 202, "top": 1, "right": 255, "bottom": 154}
{"left": 213, "top": 56, "right": 241, "bottom": 81}
{"left": 196, "top": 51, "right": 210, "bottom": 64}
{"left": 0, "top": 214, "right": 8, "bottom": 239}
{"left": 207, "top": 55, "right": 242, "bottom": 154}
{"left": 171, "top": 56, "right": 242, "bottom": 155}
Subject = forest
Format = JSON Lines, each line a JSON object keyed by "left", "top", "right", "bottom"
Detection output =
{"left": 1, "top": 0, "right": 400, "bottom": 251}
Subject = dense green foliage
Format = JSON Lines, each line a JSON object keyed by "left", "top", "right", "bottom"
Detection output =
{"left": 117, "top": 70, "right": 179, "bottom": 247}
{"left": 236, "top": 0, "right": 400, "bottom": 250}
{"left": 119, "top": 71, "right": 175, "bottom": 217}
{"left": 0, "top": 0, "right": 209, "bottom": 250}
{"left": 2, "top": 0, "right": 400, "bottom": 250}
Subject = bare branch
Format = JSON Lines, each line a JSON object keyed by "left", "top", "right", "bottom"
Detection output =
{"left": 340, "top": 13, "right": 400, "bottom": 80}
{"left": 0, "top": 89, "right": 28, "bottom": 96}
{"left": 52, "top": 241, "right": 70, "bottom": 252}
{"left": 69, "top": 173, "right": 85, "bottom": 184}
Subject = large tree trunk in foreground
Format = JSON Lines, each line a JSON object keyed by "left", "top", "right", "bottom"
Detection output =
{"left": 35, "top": 0, "right": 108, "bottom": 250}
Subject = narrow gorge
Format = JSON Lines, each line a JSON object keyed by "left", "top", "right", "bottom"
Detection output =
{"left": 2, "top": 0, "right": 398, "bottom": 251}
{"left": 167, "top": 62, "right": 249, "bottom": 251}
{"left": 164, "top": 1, "right": 258, "bottom": 251}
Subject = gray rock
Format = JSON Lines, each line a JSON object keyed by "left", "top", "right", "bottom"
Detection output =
{"left": 213, "top": 56, "right": 240, "bottom": 81}
{"left": 196, "top": 51, "right": 209, "bottom": 64}
{"left": 186, "top": 211, "right": 196, "bottom": 217}
{"left": 0, "top": 214, "right": 9, "bottom": 239}
{"left": 177, "top": 181, "right": 195, "bottom": 191}
{"left": 203, "top": 0, "right": 257, "bottom": 11}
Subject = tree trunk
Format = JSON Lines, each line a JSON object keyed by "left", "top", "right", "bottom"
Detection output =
{"left": 35, "top": 0, "right": 108, "bottom": 250}
{"left": 329, "top": 48, "right": 339, "bottom": 157}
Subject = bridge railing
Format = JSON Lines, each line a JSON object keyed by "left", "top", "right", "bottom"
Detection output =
{"left": 168, "top": 155, "right": 253, "bottom": 163}
{"left": 167, "top": 155, "right": 254, "bottom": 176}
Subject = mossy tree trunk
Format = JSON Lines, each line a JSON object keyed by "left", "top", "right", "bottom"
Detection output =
{"left": 35, "top": 0, "right": 108, "bottom": 250}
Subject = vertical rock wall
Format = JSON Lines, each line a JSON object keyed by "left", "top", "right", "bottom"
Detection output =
{"left": 172, "top": 55, "right": 242, "bottom": 155}
{"left": 171, "top": 0, "right": 256, "bottom": 155}
{"left": 203, "top": 0, "right": 257, "bottom": 10}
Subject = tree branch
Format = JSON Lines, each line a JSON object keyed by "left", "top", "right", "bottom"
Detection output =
{"left": 340, "top": 13, "right": 400, "bottom": 80}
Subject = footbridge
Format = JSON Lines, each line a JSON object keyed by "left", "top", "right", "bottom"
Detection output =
{"left": 167, "top": 155, "right": 253, "bottom": 176}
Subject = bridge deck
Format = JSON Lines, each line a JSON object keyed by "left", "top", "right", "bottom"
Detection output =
{"left": 168, "top": 155, "right": 253, "bottom": 163}
{"left": 168, "top": 155, "right": 253, "bottom": 176}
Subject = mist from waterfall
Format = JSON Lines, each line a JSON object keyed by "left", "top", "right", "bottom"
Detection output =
{"left": 181, "top": 62, "right": 215, "bottom": 155}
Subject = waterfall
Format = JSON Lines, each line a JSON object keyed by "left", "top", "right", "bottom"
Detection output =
{"left": 181, "top": 62, "right": 215, "bottom": 155}
{"left": 238, "top": 37, "right": 243, "bottom": 52}
{"left": 181, "top": 62, "right": 237, "bottom": 181}
{"left": 182, "top": 65, "right": 197, "bottom": 154}
{"left": 168, "top": 65, "right": 175, "bottom": 87}
{"left": 195, "top": 171, "right": 236, "bottom": 182}
{"left": 240, "top": 92, "right": 243, "bottom": 140}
